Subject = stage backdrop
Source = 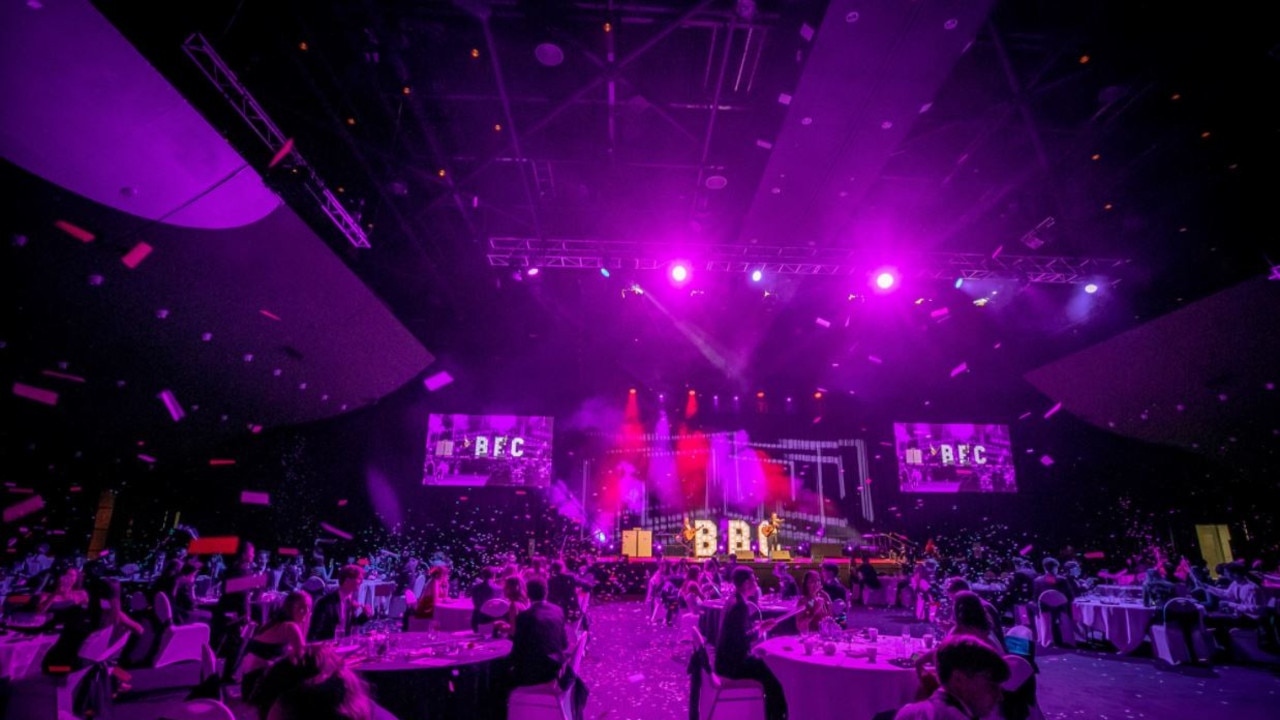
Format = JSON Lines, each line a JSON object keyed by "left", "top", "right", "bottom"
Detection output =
{"left": 423, "top": 413, "right": 554, "bottom": 487}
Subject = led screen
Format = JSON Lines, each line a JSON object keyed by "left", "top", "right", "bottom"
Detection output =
{"left": 894, "top": 422, "right": 1016, "bottom": 493}
{"left": 423, "top": 414, "right": 554, "bottom": 487}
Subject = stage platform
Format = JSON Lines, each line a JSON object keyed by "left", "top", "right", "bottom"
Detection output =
{"left": 583, "top": 555, "right": 904, "bottom": 595}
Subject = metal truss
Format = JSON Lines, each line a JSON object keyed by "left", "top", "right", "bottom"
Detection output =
{"left": 487, "top": 237, "right": 1128, "bottom": 284}
{"left": 183, "top": 34, "right": 371, "bottom": 249}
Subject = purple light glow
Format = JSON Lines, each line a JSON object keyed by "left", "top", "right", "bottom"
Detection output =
{"left": 875, "top": 272, "right": 896, "bottom": 290}
{"left": 670, "top": 264, "right": 689, "bottom": 283}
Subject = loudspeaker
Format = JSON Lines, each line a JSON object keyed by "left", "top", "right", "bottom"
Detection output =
{"left": 770, "top": 550, "right": 792, "bottom": 561}
{"left": 736, "top": 550, "right": 756, "bottom": 561}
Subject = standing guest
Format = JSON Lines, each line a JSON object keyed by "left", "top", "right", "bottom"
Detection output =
{"left": 714, "top": 567, "right": 786, "bottom": 720}
{"left": 772, "top": 562, "right": 799, "bottom": 600}
{"left": 395, "top": 557, "right": 420, "bottom": 595}
{"left": 795, "top": 570, "right": 833, "bottom": 634}
{"left": 895, "top": 636, "right": 1010, "bottom": 720}
{"left": 470, "top": 566, "right": 501, "bottom": 633}
{"left": 546, "top": 560, "right": 582, "bottom": 620}
{"left": 215, "top": 541, "right": 258, "bottom": 647}
{"left": 679, "top": 566, "right": 706, "bottom": 614}
{"left": 308, "top": 565, "right": 371, "bottom": 642}
{"left": 856, "top": 555, "right": 882, "bottom": 603}
{"left": 821, "top": 562, "right": 850, "bottom": 604}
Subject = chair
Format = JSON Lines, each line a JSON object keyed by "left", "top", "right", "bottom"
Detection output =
{"left": 193, "top": 576, "right": 212, "bottom": 598}
{"left": 411, "top": 573, "right": 426, "bottom": 599}
{"left": 1004, "top": 624, "right": 1037, "bottom": 672}
{"left": 689, "top": 628, "right": 766, "bottom": 720}
{"left": 301, "top": 576, "right": 327, "bottom": 596}
{"left": 154, "top": 590, "right": 175, "bottom": 627}
{"left": 128, "top": 590, "right": 149, "bottom": 614}
{"left": 1034, "top": 590, "right": 1075, "bottom": 648}
{"left": 141, "top": 698, "right": 237, "bottom": 720}
{"left": 373, "top": 582, "right": 395, "bottom": 616}
{"left": 508, "top": 631, "right": 590, "bottom": 720}
{"left": 478, "top": 598, "right": 511, "bottom": 637}
{"left": 1151, "top": 599, "right": 1212, "bottom": 665}
{"left": 1001, "top": 654, "right": 1045, "bottom": 720}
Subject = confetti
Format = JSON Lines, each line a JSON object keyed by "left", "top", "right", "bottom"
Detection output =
{"left": 121, "top": 242, "right": 153, "bottom": 269}
{"left": 240, "top": 491, "right": 271, "bottom": 506}
{"left": 1018, "top": 412, "right": 1032, "bottom": 420}
{"left": 321, "top": 522, "right": 353, "bottom": 540}
{"left": 259, "top": 309, "right": 282, "bottom": 321}
{"left": 1084, "top": 552, "right": 1106, "bottom": 560}
{"left": 930, "top": 307, "right": 950, "bottom": 319}
{"left": 188, "top": 536, "right": 240, "bottom": 555}
{"left": 1039, "top": 454, "right": 1054, "bottom": 466}
{"left": 158, "top": 389, "right": 185, "bottom": 422}
{"left": 991, "top": 244, "right": 1003, "bottom": 259}
{"left": 338, "top": 499, "right": 348, "bottom": 507}
{"left": 815, "top": 317, "right": 831, "bottom": 328}
{"left": 1043, "top": 402, "right": 1062, "bottom": 419}
{"left": 950, "top": 362, "right": 969, "bottom": 378}
{"left": 278, "top": 547, "right": 299, "bottom": 556}
{"left": 268, "top": 138, "right": 295, "bottom": 169}
{"left": 3, "top": 495, "right": 45, "bottom": 523}
{"left": 1019, "top": 544, "right": 1034, "bottom": 556}
{"left": 867, "top": 355, "right": 883, "bottom": 364}
{"left": 40, "top": 370, "right": 85, "bottom": 383}
{"left": 138, "top": 454, "right": 157, "bottom": 463}
{"left": 628, "top": 673, "right": 646, "bottom": 683}
{"left": 423, "top": 371, "right": 454, "bottom": 392}
{"left": 13, "top": 382, "right": 58, "bottom": 406}
{"left": 54, "top": 220, "right": 94, "bottom": 242}
{"left": 209, "top": 459, "right": 236, "bottom": 466}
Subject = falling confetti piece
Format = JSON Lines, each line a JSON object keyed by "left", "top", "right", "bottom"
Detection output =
{"left": 815, "top": 317, "right": 831, "bottom": 328}
{"left": 1043, "top": 402, "right": 1062, "bottom": 419}
{"left": 1039, "top": 454, "right": 1054, "bottom": 466}
{"left": 54, "top": 220, "right": 94, "bottom": 242}
{"left": 7, "top": 488, "right": 34, "bottom": 494}
{"left": 1019, "top": 544, "right": 1034, "bottom": 556}
{"left": 158, "top": 389, "right": 185, "bottom": 422}
{"left": 268, "top": 138, "right": 295, "bottom": 169}
{"left": 321, "top": 522, "right": 353, "bottom": 540}
{"left": 277, "top": 547, "right": 299, "bottom": 556}
{"left": 240, "top": 491, "right": 271, "bottom": 506}
{"left": 208, "top": 459, "right": 236, "bottom": 466}
{"left": 13, "top": 382, "right": 58, "bottom": 406}
{"left": 423, "top": 371, "right": 454, "bottom": 392}
{"left": 40, "top": 370, "right": 85, "bottom": 383}
{"left": 628, "top": 674, "right": 646, "bottom": 683}
{"left": 138, "top": 454, "right": 157, "bottom": 463}
{"left": 188, "top": 536, "right": 241, "bottom": 555}
{"left": 121, "top": 242, "right": 153, "bottom": 269}
{"left": 259, "top": 309, "right": 282, "bottom": 321}
{"left": 1018, "top": 412, "right": 1032, "bottom": 420}
{"left": 338, "top": 499, "right": 348, "bottom": 507}
{"left": 1084, "top": 552, "right": 1106, "bottom": 560}
{"left": 3, "top": 495, "right": 44, "bottom": 523}
{"left": 867, "top": 355, "right": 882, "bottom": 364}
{"left": 930, "top": 307, "right": 950, "bottom": 319}
{"left": 950, "top": 362, "right": 968, "bottom": 378}
{"left": 991, "top": 244, "right": 1003, "bottom": 259}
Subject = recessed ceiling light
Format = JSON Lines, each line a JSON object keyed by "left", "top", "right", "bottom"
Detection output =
{"left": 535, "top": 43, "right": 564, "bottom": 66}
{"left": 705, "top": 175, "right": 728, "bottom": 190}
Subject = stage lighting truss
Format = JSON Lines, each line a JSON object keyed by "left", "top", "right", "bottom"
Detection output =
{"left": 486, "top": 238, "right": 1129, "bottom": 285}
{"left": 183, "top": 33, "right": 371, "bottom": 249}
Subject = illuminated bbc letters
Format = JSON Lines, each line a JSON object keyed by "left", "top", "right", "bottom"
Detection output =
{"left": 914, "top": 443, "right": 987, "bottom": 466}
{"left": 694, "top": 519, "right": 717, "bottom": 558}
{"left": 726, "top": 519, "right": 752, "bottom": 556}
{"left": 472, "top": 436, "right": 526, "bottom": 457}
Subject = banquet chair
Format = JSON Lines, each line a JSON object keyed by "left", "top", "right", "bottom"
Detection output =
{"left": 508, "top": 631, "right": 590, "bottom": 720}
{"left": 689, "top": 628, "right": 766, "bottom": 720}
{"left": 300, "top": 576, "right": 327, "bottom": 597}
{"left": 478, "top": 598, "right": 511, "bottom": 638}
{"left": 411, "top": 573, "right": 427, "bottom": 599}
{"left": 1034, "top": 590, "right": 1075, "bottom": 648}
{"left": 373, "top": 581, "right": 395, "bottom": 617}
{"left": 1001, "top": 654, "right": 1044, "bottom": 720}
{"left": 125, "top": 592, "right": 217, "bottom": 695}
{"left": 1004, "top": 625, "right": 1038, "bottom": 672}
{"left": 1151, "top": 598, "right": 1212, "bottom": 666}
{"left": 134, "top": 698, "right": 237, "bottom": 720}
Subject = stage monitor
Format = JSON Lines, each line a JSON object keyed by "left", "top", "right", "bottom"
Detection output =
{"left": 423, "top": 414, "right": 554, "bottom": 487}
{"left": 894, "top": 422, "right": 1016, "bottom": 493}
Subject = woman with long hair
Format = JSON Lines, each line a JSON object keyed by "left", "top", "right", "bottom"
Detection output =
{"left": 494, "top": 575, "right": 530, "bottom": 637}
{"left": 239, "top": 590, "right": 313, "bottom": 700}
{"left": 795, "top": 570, "right": 832, "bottom": 634}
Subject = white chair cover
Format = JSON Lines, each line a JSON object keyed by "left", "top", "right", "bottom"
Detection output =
{"left": 301, "top": 577, "right": 326, "bottom": 595}
{"left": 153, "top": 623, "right": 211, "bottom": 668}
{"left": 154, "top": 590, "right": 174, "bottom": 626}
{"left": 149, "top": 699, "right": 237, "bottom": 720}
{"left": 507, "top": 632, "right": 589, "bottom": 720}
{"left": 411, "top": 574, "right": 426, "bottom": 599}
{"left": 1151, "top": 599, "right": 1212, "bottom": 665}
{"left": 1034, "top": 590, "right": 1074, "bottom": 647}
{"left": 691, "top": 629, "right": 765, "bottom": 720}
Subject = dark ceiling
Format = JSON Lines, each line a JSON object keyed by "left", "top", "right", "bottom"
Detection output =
{"left": 4, "top": 0, "right": 1280, "bottom": 473}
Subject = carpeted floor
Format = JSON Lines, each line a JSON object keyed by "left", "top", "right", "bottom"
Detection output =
{"left": 578, "top": 598, "right": 1280, "bottom": 720}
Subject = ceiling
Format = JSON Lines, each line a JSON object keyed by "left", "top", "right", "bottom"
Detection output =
{"left": 4, "top": 0, "right": 1279, "bottom": 472}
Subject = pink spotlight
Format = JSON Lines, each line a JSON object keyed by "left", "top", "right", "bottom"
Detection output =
{"left": 670, "top": 263, "right": 690, "bottom": 283}
{"left": 526, "top": 267, "right": 540, "bottom": 276}
{"left": 875, "top": 271, "right": 896, "bottom": 290}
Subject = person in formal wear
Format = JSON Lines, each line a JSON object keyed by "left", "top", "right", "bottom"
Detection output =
{"left": 855, "top": 555, "right": 882, "bottom": 603}
{"left": 37, "top": 566, "right": 89, "bottom": 613}
{"left": 546, "top": 560, "right": 582, "bottom": 620}
{"left": 494, "top": 575, "right": 531, "bottom": 637}
{"left": 308, "top": 564, "right": 370, "bottom": 642}
{"left": 795, "top": 570, "right": 833, "bottom": 634}
{"left": 240, "top": 590, "right": 312, "bottom": 701}
{"left": 820, "top": 562, "right": 849, "bottom": 604}
{"left": 509, "top": 577, "right": 588, "bottom": 720}
{"left": 771, "top": 562, "right": 799, "bottom": 600}
{"left": 895, "top": 636, "right": 1010, "bottom": 720}
{"left": 470, "top": 566, "right": 501, "bottom": 632}
{"left": 1032, "top": 558, "right": 1075, "bottom": 602}
{"left": 714, "top": 567, "right": 786, "bottom": 720}
{"left": 248, "top": 644, "right": 390, "bottom": 720}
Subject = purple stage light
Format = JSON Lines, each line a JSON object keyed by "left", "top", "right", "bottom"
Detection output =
{"left": 751, "top": 269, "right": 763, "bottom": 282}
{"left": 875, "top": 272, "right": 896, "bottom": 290}
{"left": 527, "top": 267, "right": 540, "bottom": 276}
{"left": 670, "top": 263, "right": 689, "bottom": 283}
{"left": 1084, "top": 282, "right": 1099, "bottom": 294}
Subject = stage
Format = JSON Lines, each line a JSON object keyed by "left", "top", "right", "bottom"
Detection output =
{"left": 582, "top": 555, "right": 904, "bottom": 595}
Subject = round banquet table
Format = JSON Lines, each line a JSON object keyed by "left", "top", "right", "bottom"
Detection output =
{"left": 698, "top": 598, "right": 796, "bottom": 645}
{"left": 432, "top": 599, "right": 474, "bottom": 632}
{"left": 1072, "top": 599, "right": 1157, "bottom": 653}
{"left": 758, "top": 635, "right": 920, "bottom": 720}
{"left": 350, "top": 632, "right": 511, "bottom": 720}
{"left": 0, "top": 631, "right": 57, "bottom": 681}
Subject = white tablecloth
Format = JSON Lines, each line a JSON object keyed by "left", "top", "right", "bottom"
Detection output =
{"left": 1073, "top": 600, "right": 1157, "bottom": 653}
{"left": 0, "top": 633, "right": 57, "bottom": 681}
{"left": 759, "top": 636, "right": 919, "bottom": 720}
{"left": 433, "top": 599, "right": 474, "bottom": 632}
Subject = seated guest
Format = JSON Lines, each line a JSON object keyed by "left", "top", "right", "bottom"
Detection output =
{"left": 309, "top": 565, "right": 370, "bottom": 642}
{"left": 37, "top": 567, "right": 89, "bottom": 613}
{"left": 470, "top": 566, "right": 501, "bottom": 632}
{"left": 1032, "top": 558, "right": 1075, "bottom": 602}
{"left": 942, "top": 577, "right": 1004, "bottom": 649}
{"left": 1197, "top": 562, "right": 1260, "bottom": 614}
{"left": 795, "top": 570, "right": 832, "bottom": 634}
{"left": 546, "top": 560, "right": 582, "bottom": 619}
{"left": 714, "top": 567, "right": 786, "bottom": 720}
{"left": 148, "top": 559, "right": 184, "bottom": 603}
{"left": 240, "top": 591, "right": 312, "bottom": 701}
{"left": 821, "top": 562, "right": 849, "bottom": 604}
{"left": 771, "top": 562, "right": 799, "bottom": 600}
{"left": 249, "top": 644, "right": 393, "bottom": 720}
{"left": 495, "top": 576, "right": 531, "bottom": 637}
{"left": 170, "top": 559, "right": 207, "bottom": 625}
{"left": 916, "top": 590, "right": 1005, "bottom": 691}
{"left": 679, "top": 566, "right": 706, "bottom": 614}
{"left": 1142, "top": 567, "right": 1177, "bottom": 608}
{"left": 895, "top": 636, "right": 1010, "bottom": 720}
{"left": 509, "top": 577, "right": 589, "bottom": 720}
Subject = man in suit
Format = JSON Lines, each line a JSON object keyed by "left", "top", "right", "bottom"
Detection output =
{"left": 308, "top": 564, "right": 370, "bottom": 642}
{"left": 470, "top": 566, "right": 500, "bottom": 632}
{"left": 771, "top": 562, "right": 799, "bottom": 600}
{"left": 715, "top": 567, "right": 786, "bottom": 720}
{"left": 509, "top": 577, "right": 590, "bottom": 720}
{"left": 547, "top": 560, "right": 584, "bottom": 621}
